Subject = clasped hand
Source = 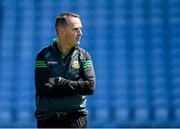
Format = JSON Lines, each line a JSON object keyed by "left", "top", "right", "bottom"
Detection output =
{"left": 45, "top": 77, "right": 56, "bottom": 88}
{"left": 45, "top": 77, "right": 83, "bottom": 88}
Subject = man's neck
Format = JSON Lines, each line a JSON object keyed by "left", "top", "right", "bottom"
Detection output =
{"left": 57, "top": 40, "right": 73, "bottom": 56}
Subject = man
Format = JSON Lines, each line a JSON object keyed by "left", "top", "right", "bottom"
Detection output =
{"left": 34, "top": 12, "right": 96, "bottom": 128}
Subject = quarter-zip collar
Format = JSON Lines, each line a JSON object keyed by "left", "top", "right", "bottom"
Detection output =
{"left": 51, "top": 38, "right": 79, "bottom": 62}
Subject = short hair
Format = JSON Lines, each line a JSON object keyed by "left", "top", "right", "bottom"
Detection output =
{"left": 55, "top": 12, "right": 80, "bottom": 32}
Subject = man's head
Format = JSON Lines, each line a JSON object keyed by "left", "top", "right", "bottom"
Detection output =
{"left": 55, "top": 12, "right": 83, "bottom": 46}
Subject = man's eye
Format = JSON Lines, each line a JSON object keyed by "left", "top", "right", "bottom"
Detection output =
{"left": 73, "top": 28, "right": 78, "bottom": 31}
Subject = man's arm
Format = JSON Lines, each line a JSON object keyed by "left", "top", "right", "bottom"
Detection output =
{"left": 49, "top": 68, "right": 95, "bottom": 95}
{"left": 35, "top": 50, "right": 76, "bottom": 97}
{"left": 48, "top": 50, "right": 96, "bottom": 95}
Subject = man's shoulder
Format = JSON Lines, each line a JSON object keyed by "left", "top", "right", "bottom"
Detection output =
{"left": 36, "top": 45, "right": 52, "bottom": 58}
{"left": 78, "top": 47, "right": 92, "bottom": 60}
{"left": 78, "top": 47, "right": 89, "bottom": 55}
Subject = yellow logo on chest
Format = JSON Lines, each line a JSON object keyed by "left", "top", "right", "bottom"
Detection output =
{"left": 72, "top": 60, "right": 80, "bottom": 69}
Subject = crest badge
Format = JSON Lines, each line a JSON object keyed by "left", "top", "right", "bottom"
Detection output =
{"left": 72, "top": 60, "right": 80, "bottom": 69}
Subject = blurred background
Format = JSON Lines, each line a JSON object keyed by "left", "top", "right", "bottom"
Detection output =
{"left": 0, "top": 0, "right": 180, "bottom": 127}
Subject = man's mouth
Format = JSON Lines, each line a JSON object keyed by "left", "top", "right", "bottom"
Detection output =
{"left": 76, "top": 37, "right": 81, "bottom": 40}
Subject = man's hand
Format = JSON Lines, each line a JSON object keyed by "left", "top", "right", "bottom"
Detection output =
{"left": 47, "top": 77, "right": 83, "bottom": 87}
{"left": 45, "top": 77, "right": 56, "bottom": 89}
{"left": 48, "top": 77, "right": 63, "bottom": 85}
{"left": 45, "top": 83, "right": 53, "bottom": 89}
{"left": 78, "top": 78, "right": 83, "bottom": 81}
{"left": 48, "top": 77, "right": 56, "bottom": 85}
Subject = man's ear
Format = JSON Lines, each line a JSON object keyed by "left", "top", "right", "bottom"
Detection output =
{"left": 59, "top": 28, "right": 65, "bottom": 35}
{"left": 57, "top": 28, "right": 65, "bottom": 36}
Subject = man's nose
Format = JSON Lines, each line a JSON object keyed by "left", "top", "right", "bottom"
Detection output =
{"left": 78, "top": 29, "right": 83, "bottom": 36}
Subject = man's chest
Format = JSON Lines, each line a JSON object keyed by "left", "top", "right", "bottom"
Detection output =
{"left": 46, "top": 51, "right": 83, "bottom": 80}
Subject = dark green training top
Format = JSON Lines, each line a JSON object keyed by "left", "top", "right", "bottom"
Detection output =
{"left": 34, "top": 38, "right": 96, "bottom": 120}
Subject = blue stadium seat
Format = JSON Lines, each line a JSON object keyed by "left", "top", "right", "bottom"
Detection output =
{"left": 134, "top": 106, "right": 149, "bottom": 121}
{"left": 0, "top": 109, "right": 12, "bottom": 124}
{"left": 93, "top": 106, "right": 110, "bottom": 124}
{"left": 174, "top": 106, "right": 180, "bottom": 120}
{"left": 153, "top": 107, "right": 169, "bottom": 121}
{"left": 16, "top": 109, "right": 32, "bottom": 121}
{"left": 114, "top": 107, "right": 130, "bottom": 122}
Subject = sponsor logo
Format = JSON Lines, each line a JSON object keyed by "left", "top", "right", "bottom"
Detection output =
{"left": 47, "top": 61, "right": 58, "bottom": 65}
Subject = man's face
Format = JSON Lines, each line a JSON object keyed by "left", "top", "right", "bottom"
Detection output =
{"left": 64, "top": 17, "right": 83, "bottom": 46}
